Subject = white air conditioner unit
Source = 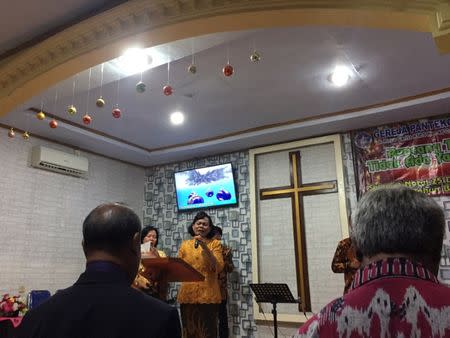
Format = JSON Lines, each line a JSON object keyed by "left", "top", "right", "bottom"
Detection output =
{"left": 31, "top": 146, "right": 89, "bottom": 178}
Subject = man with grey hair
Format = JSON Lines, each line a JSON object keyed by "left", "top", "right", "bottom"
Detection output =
{"left": 295, "top": 185, "right": 450, "bottom": 337}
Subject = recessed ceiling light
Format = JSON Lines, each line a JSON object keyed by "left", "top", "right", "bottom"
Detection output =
{"left": 330, "top": 66, "right": 351, "bottom": 87}
{"left": 115, "top": 48, "right": 152, "bottom": 75}
{"left": 170, "top": 111, "right": 184, "bottom": 125}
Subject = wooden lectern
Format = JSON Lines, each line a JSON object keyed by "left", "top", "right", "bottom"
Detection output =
{"left": 141, "top": 257, "right": 204, "bottom": 282}
{"left": 140, "top": 257, "right": 204, "bottom": 300}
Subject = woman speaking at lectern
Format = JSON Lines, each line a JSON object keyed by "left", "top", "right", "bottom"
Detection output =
{"left": 177, "top": 211, "right": 224, "bottom": 338}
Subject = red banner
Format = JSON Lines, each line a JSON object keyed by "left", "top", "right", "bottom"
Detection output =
{"left": 353, "top": 116, "right": 450, "bottom": 196}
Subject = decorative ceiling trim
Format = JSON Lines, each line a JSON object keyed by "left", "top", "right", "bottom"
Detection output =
{"left": 0, "top": 0, "right": 448, "bottom": 116}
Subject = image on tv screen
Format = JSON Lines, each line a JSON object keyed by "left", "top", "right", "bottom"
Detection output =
{"left": 174, "top": 163, "right": 237, "bottom": 211}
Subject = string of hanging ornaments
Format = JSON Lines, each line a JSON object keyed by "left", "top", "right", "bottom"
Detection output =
{"left": 68, "top": 74, "right": 77, "bottom": 115}
{"left": 49, "top": 88, "right": 59, "bottom": 129}
{"left": 187, "top": 40, "right": 197, "bottom": 74}
{"left": 7, "top": 44, "right": 261, "bottom": 138}
{"left": 163, "top": 53, "right": 173, "bottom": 96}
{"left": 83, "top": 67, "right": 93, "bottom": 125}
{"left": 96, "top": 63, "right": 106, "bottom": 108}
{"left": 112, "top": 70, "right": 122, "bottom": 119}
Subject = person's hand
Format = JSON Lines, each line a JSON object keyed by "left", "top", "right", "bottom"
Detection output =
{"left": 147, "top": 246, "right": 160, "bottom": 258}
{"left": 133, "top": 275, "right": 151, "bottom": 290}
{"left": 194, "top": 235, "right": 208, "bottom": 248}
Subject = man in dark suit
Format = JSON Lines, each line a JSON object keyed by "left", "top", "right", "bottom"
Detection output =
{"left": 17, "top": 203, "right": 181, "bottom": 338}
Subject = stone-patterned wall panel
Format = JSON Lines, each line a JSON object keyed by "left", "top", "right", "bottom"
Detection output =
{"left": 143, "top": 151, "right": 255, "bottom": 337}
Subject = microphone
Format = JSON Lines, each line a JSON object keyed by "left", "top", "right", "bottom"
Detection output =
{"left": 194, "top": 239, "right": 199, "bottom": 249}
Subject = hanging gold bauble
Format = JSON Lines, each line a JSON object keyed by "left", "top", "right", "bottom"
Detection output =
{"left": 36, "top": 111, "right": 46, "bottom": 120}
{"left": 8, "top": 128, "right": 15, "bottom": 138}
{"left": 67, "top": 105, "right": 77, "bottom": 115}
{"left": 96, "top": 96, "right": 105, "bottom": 108}
{"left": 22, "top": 131, "right": 30, "bottom": 140}
{"left": 250, "top": 51, "right": 261, "bottom": 62}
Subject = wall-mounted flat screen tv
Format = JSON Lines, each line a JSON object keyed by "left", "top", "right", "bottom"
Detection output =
{"left": 174, "top": 163, "right": 238, "bottom": 211}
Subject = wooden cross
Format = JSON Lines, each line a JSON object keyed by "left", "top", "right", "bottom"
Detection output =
{"left": 259, "top": 151, "right": 337, "bottom": 312}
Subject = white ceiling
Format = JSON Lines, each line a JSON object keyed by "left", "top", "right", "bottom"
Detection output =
{"left": 2, "top": 25, "right": 450, "bottom": 166}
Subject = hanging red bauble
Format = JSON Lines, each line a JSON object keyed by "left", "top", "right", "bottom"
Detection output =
{"left": 163, "top": 85, "right": 173, "bottom": 96}
{"left": 112, "top": 108, "right": 121, "bottom": 119}
{"left": 49, "top": 119, "right": 58, "bottom": 129}
{"left": 8, "top": 128, "right": 15, "bottom": 138}
{"left": 36, "top": 111, "right": 46, "bottom": 120}
{"left": 82, "top": 114, "right": 92, "bottom": 125}
{"left": 222, "top": 64, "right": 233, "bottom": 77}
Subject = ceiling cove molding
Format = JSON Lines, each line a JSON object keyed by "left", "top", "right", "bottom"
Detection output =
{"left": 0, "top": 0, "right": 448, "bottom": 116}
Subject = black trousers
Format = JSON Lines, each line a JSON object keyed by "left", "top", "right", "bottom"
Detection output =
{"left": 218, "top": 299, "right": 229, "bottom": 338}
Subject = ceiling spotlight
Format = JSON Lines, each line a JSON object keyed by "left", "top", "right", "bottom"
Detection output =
{"left": 115, "top": 48, "right": 152, "bottom": 75}
{"left": 330, "top": 66, "right": 351, "bottom": 87}
{"left": 170, "top": 111, "right": 184, "bottom": 125}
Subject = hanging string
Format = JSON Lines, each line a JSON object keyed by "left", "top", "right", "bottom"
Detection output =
{"left": 226, "top": 45, "right": 230, "bottom": 64}
{"left": 53, "top": 88, "right": 58, "bottom": 114}
{"left": 167, "top": 58, "right": 170, "bottom": 84}
{"left": 191, "top": 39, "right": 195, "bottom": 64}
{"left": 167, "top": 46, "right": 171, "bottom": 84}
{"left": 99, "top": 63, "right": 104, "bottom": 97}
{"left": 71, "top": 74, "right": 77, "bottom": 106}
{"left": 115, "top": 71, "right": 121, "bottom": 107}
{"left": 140, "top": 70, "right": 143, "bottom": 83}
{"left": 23, "top": 102, "right": 30, "bottom": 139}
{"left": 85, "top": 68, "right": 92, "bottom": 113}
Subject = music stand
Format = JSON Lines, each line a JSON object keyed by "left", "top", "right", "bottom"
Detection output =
{"left": 249, "top": 283, "right": 299, "bottom": 338}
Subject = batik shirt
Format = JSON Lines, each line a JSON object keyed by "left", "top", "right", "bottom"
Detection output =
{"left": 218, "top": 245, "right": 234, "bottom": 300}
{"left": 177, "top": 238, "right": 224, "bottom": 304}
{"left": 294, "top": 258, "right": 450, "bottom": 338}
{"left": 331, "top": 237, "right": 360, "bottom": 294}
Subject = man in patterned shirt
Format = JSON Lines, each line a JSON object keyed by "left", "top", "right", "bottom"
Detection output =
{"left": 214, "top": 226, "right": 234, "bottom": 338}
{"left": 295, "top": 185, "right": 450, "bottom": 338}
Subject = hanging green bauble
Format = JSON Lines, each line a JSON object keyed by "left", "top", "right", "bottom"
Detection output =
{"left": 136, "top": 81, "right": 146, "bottom": 93}
{"left": 187, "top": 64, "right": 197, "bottom": 74}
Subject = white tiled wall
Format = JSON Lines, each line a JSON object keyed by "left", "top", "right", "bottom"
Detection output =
{"left": 303, "top": 194, "right": 344, "bottom": 311}
{"left": 254, "top": 142, "right": 344, "bottom": 319}
{"left": 258, "top": 198, "right": 298, "bottom": 314}
{"left": 0, "top": 133, "right": 145, "bottom": 295}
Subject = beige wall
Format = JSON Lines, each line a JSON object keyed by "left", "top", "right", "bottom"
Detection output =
{"left": 0, "top": 132, "right": 145, "bottom": 295}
